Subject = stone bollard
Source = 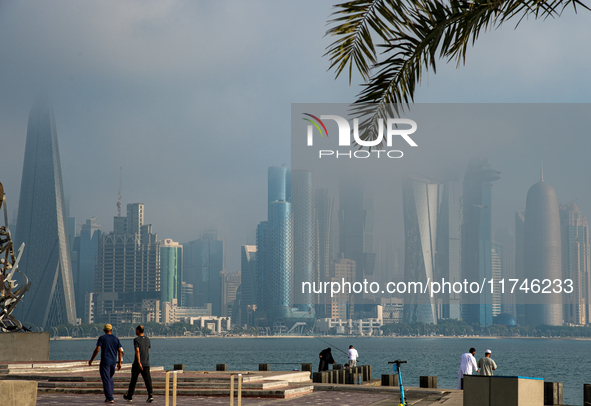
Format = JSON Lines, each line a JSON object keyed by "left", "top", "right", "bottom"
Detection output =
{"left": 332, "top": 370, "right": 339, "bottom": 383}
{"left": 302, "top": 363, "right": 312, "bottom": 372}
{"left": 420, "top": 376, "right": 437, "bottom": 389}
{"left": 544, "top": 382, "right": 563, "bottom": 405}
{"left": 173, "top": 364, "right": 185, "bottom": 371}
{"left": 584, "top": 384, "right": 591, "bottom": 406}
{"left": 382, "top": 374, "right": 399, "bottom": 386}
{"left": 326, "top": 370, "right": 333, "bottom": 384}
{"left": 361, "top": 365, "right": 372, "bottom": 382}
{"left": 216, "top": 364, "right": 227, "bottom": 371}
{"left": 367, "top": 365, "right": 372, "bottom": 381}
{"left": 259, "top": 363, "right": 270, "bottom": 371}
{"left": 337, "top": 370, "right": 346, "bottom": 384}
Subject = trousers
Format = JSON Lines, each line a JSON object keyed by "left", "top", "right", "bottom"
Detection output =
{"left": 99, "top": 363, "right": 116, "bottom": 401}
{"left": 127, "top": 364, "right": 153, "bottom": 398}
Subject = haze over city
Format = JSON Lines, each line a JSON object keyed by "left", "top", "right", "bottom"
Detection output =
{"left": 1, "top": 0, "right": 591, "bottom": 275}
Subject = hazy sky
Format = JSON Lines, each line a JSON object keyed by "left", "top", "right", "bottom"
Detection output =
{"left": 1, "top": 1, "right": 590, "bottom": 272}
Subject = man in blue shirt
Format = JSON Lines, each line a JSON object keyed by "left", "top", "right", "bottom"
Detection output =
{"left": 89, "top": 324, "right": 123, "bottom": 403}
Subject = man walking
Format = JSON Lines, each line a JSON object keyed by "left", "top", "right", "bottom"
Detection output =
{"left": 89, "top": 324, "right": 123, "bottom": 404}
{"left": 347, "top": 345, "right": 359, "bottom": 367}
{"left": 478, "top": 349, "right": 497, "bottom": 376}
{"left": 457, "top": 347, "right": 479, "bottom": 389}
{"left": 124, "top": 325, "right": 154, "bottom": 403}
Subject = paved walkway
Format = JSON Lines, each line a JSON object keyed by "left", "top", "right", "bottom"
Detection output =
{"left": 36, "top": 390, "right": 461, "bottom": 405}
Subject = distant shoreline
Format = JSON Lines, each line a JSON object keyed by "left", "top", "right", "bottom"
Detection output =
{"left": 50, "top": 335, "right": 591, "bottom": 341}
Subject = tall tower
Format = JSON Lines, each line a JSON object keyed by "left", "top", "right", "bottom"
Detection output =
{"left": 524, "top": 172, "right": 562, "bottom": 326}
{"left": 559, "top": 202, "right": 589, "bottom": 325}
{"left": 160, "top": 239, "right": 183, "bottom": 305}
{"left": 291, "top": 170, "right": 315, "bottom": 311}
{"left": 402, "top": 176, "right": 441, "bottom": 324}
{"left": 14, "top": 97, "right": 77, "bottom": 328}
{"left": 461, "top": 158, "right": 500, "bottom": 327}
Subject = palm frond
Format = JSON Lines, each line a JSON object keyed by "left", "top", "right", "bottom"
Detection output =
{"left": 326, "top": 0, "right": 590, "bottom": 147}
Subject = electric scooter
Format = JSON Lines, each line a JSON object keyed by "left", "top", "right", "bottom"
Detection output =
{"left": 388, "top": 360, "right": 408, "bottom": 406}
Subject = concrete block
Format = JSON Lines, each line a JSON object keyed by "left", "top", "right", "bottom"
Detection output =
{"left": 346, "top": 372, "right": 361, "bottom": 385}
{"left": 420, "top": 376, "right": 437, "bottom": 388}
{"left": 259, "top": 363, "right": 269, "bottom": 371}
{"left": 367, "top": 365, "right": 372, "bottom": 381}
{"left": 216, "top": 364, "right": 227, "bottom": 371}
{"left": 544, "top": 382, "right": 562, "bottom": 405}
{"left": 584, "top": 384, "right": 591, "bottom": 406}
{"left": 361, "top": 365, "right": 369, "bottom": 382}
{"left": 0, "top": 380, "right": 38, "bottom": 406}
{"left": 0, "top": 332, "right": 50, "bottom": 362}
{"left": 463, "top": 376, "right": 490, "bottom": 406}
{"left": 173, "top": 364, "right": 185, "bottom": 371}
{"left": 332, "top": 370, "right": 338, "bottom": 383}
{"left": 326, "top": 370, "right": 333, "bottom": 384}
{"left": 382, "top": 374, "right": 399, "bottom": 386}
{"left": 301, "top": 363, "right": 312, "bottom": 372}
{"left": 490, "top": 376, "right": 543, "bottom": 406}
{"left": 336, "top": 370, "right": 346, "bottom": 384}
{"left": 333, "top": 364, "right": 343, "bottom": 370}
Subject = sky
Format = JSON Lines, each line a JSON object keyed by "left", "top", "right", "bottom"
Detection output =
{"left": 1, "top": 0, "right": 590, "bottom": 273}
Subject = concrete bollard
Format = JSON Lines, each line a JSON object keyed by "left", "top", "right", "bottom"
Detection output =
{"left": 382, "top": 374, "right": 399, "bottom": 386}
{"left": 216, "top": 364, "right": 227, "bottom": 371}
{"left": 544, "top": 382, "right": 563, "bottom": 405}
{"left": 326, "top": 370, "right": 333, "bottom": 384}
{"left": 173, "top": 364, "right": 185, "bottom": 371}
{"left": 361, "top": 365, "right": 371, "bottom": 382}
{"left": 584, "top": 384, "right": 591, "bottom": 406}
{"left": 259, "top": 364, "right": 269, "bottom": 371}
{"left": 332, "top": 370, "right": 339, "bottom": 383}
{"left": 313, "top": 372, "right": 328, "bottom": 383}
{"left": 367, "top": 365, "right": 372, "bottom": 381}
{"left": 420, "top": 376, "right": 437, "bottom": 389}
{"left": 337, "top": 370, "right": 346, "bottom": 384}
{"left": 301, "top": 363, "right": 312, "bottom": 372}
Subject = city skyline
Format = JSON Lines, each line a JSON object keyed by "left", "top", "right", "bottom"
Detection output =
{"left": 2, "top": 1, "right": 591, "bottom": 275}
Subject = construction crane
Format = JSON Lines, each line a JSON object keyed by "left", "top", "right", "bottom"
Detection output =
{"left": 117, "top": 167, "right": 122, "bottom": 217}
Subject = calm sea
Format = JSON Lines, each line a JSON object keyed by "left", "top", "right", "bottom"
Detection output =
{"left": 51, "top": 337, "right": 590, "bottom": 405}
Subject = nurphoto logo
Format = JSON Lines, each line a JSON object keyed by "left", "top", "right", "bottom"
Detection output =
{"left": 303, "top": 113, "right": 418, "bottom": 159}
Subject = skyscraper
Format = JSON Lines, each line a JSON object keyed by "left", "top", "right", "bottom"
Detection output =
{"left": 183, "top": 232, "right": 225, "bottom": 316}
{"left": 338, "top": 182, "right": 375, "bottom": 281}
{"left": 94, "top": 203, "right": 160, "bottom": 325}
{"left": 14, "top": 98, "right": 77, "bottom": 328}
{"left": 461, "top": 158, "right": 500, "bottom": 327}
{"left": 160, "top": 239, "right": 182, "bottom": 305}
{"left": 402, "top": 176, "right": 441, "bottom": 324}
{"left": 523, "top": 172, "right": 562, "bottom": 326}
{"left": 77, "top": 217, "right": 101, "bottom": 322}
{"left": 314, "top": 188, "right": 334, "bottom": 318}
{"left": 437, "top": 179, "right": 462, "bottom": 320}
{"left": 515, "top": 210, "right": 526, "bottom": 325}
{"left": 491, "top": 242, "right": 503, "bottom": 317}
{"left": 291, "top": 170, "right": 315, "bottom": 311}
{"left": 559, "top": 202, "right": 590, "bottom": 325}
{"left": 240, "top": 245, "right": 257, "bottom": 326}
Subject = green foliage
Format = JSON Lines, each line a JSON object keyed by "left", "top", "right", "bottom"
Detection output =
{"left": 325, "top": 0, "right": 589, "bottom": 147}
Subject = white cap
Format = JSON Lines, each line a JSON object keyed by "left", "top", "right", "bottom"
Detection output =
{"left": 485, "top": 349, "right": 491, "bottom": 354}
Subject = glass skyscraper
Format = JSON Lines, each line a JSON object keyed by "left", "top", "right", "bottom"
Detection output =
{"left": 160, "top": 239, "right": 183, "bottom": 305}
{"left": 14, "top": 97, "right": 77, "bottom": 328}
{"left": 77, "top": 217, "right": 101, "bottom": 322}
{"left": 461, "top": 158, "right": 500, "bottom": 327}
{"left": 183, "top": 233, "right": 224, "bottom": 316}
{"left": 402, "top": 176, "right": 441, "bottom": 324}
{"left": 524, "top": 173, "right": 562, "bottom": 326}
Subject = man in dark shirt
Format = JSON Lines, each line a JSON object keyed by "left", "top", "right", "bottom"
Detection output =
{"left": 124, "top": 325, "right": 154, "bottom": 403}
{"left": 89, "top": 324, "right": 123, "bottom": 404}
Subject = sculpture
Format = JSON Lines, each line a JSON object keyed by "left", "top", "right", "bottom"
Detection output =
{"left": 0, "top": 182, "right": 31, "bottom": 332}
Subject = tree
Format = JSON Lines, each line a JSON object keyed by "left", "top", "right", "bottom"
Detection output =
{"left": 325, "top": 0, "right": 589, "bottom": 146}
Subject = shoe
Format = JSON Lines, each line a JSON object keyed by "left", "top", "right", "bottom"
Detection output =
{"left": 105, "top": 401, "right": 114, "bottom": 404}
{"left": 146, "top": 396, "right": 154, "bottom": 403}
{"left": 123, "top": 393, "right": 133, "bottom": 401}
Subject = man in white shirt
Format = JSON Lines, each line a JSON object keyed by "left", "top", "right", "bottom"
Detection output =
{"left": 457, "top": 347, "right": 479, "bottom": 389}
{"left": 347, "top": 345, "right": 359, "bottom": 367}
